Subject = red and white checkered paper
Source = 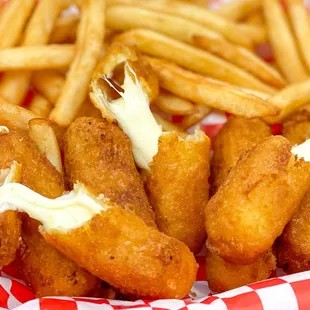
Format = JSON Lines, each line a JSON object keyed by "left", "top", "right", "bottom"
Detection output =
{"left": 1, "top": 0, "right": 310, "bottom": 309}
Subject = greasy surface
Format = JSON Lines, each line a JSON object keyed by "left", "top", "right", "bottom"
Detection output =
{"left": 205, "top": 136, "right": 310, "bottom": 264}
{"left": 64, "top": 117, "right": 156, "bottom": 227}
{"left": 211, "top": 117, "right": 271, "bottom": 195}
{"left": 17, "top": 217, "right": 101, "bottom": 297}
{"left": 42, "top": 204, "right": 197, "bottom": 299}
{"left": 145, "top": 131, "right": 210, "bottom": 254}
{"left": 282, "top": 110, "right": 310, "bottom": 145}
{"left": 277, "top": 191, "right": 310, "bottom": 274}
{"left": 206, "top": 249, "right": 276, "bottom": 293}
{"left": 0, "top": 130, "right": 101, "bottom": 297}
{"left": 0, "top": 211, "right": 21, "bottom": 266}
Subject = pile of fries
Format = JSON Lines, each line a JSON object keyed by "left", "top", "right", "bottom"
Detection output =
{"left": 2, "top": 0, "right": 310, "bottom": 303}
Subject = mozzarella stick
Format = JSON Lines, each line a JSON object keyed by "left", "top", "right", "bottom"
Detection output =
{"left": 286, "top": 0, "right": 310, "bottom": 72}
{"left": 0, "top": 183, "right": 197, "bottom": 299}
{"left": 206, "top": 136, "right": 310, "bottom": 264}
{"left": 262, "top": 0, "right": 308, "bottom": 83}
{"left": 0, "top": 0, "right": 36, "bottom": 49}
{"left": 64, "top": 117, "right": 156, "bottom": 227}
{"left": 114, "top": 29, "right": 277, "bottom": 93}
{"left": 206, "top": 249, "right": 276, "bottom": 293}
{"left": 211, "top": 117, "right": 271, "bottom": 195}
{"left": 0, "top": 162, "right": 22, "bottom": 266}
{"left": 0, "top": 0, "right": 63, "bottom": 105}
{"left": 107, "top": 0, "right": 253, "bottom": 47}
{"left": 146, "top": 57, "right": 278, "bottom": 118}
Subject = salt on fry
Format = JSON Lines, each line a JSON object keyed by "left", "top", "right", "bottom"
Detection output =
{"left": 0, "top": 0, "right": 63, "bottom": 105}
{"left": 153, "top": 113, "right": 183, "bottom": 132}
{"left": 0, "top": 45, "right": 75, "bottom": 71}
{"left": 0, "top": 0, "right": 36, "bottom": 49}
{"left": 264, "top": 79, "right": 310, "bottom": 124}
{"left": 180, "top": 104, "right": 212, "bottom": 129}
{"left": 29, "top": 119, "right": 63, "bottom": 174}
{"left": 0, "top": 97, "right": 37, "bottom": 131}
{"left": 286, "top": 0, "right": 310, "bottom": 72}
{"left": 49, "top": 14, "right": 79, "bottom": 44}
{"left": 28, "top": 94, "right": 53, "bottom": 118}
{"left": 214, "top": 0, "right": 261, "bottom": 22}
{"left": 49, "top": 0, "right": 105, "bottom": 127}
{"left": 114, "top": 29, "right": 277, "bottom": 93}
{"left": 146, "top": 57, "right": 278, "bottom": 118}
{"left": 32, "top": 71, "right": 65, "bottom": 105}
{"left": 154, "top": 91, "right": 195, "bottom": 115}
{"left": 262, "top": 0, "right": 308, "bottom": 83}
{"left": 107, "top": 0, "right": 253, "bottom": 47}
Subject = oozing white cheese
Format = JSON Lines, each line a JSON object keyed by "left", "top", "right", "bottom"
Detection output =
{"left": 94, "top": 62, "right": 162, "bottom": 170}
{"left": 291, "top": 139, "right": 310, "bottom": 162}
{"left": 0, "top": 126, "right": 9, "bottom": 134}
{"left": 0, "top": 182, "right": 107, "bottom": 232}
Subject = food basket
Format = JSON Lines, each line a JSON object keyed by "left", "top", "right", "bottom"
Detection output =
{"left": 0, "top": 0, "right": 310, "bottom": 309}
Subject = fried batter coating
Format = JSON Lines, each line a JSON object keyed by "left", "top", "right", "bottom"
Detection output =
{"left": 17, "top": 216, "right": 101, "bottom": 297}
{"left": 206, "top": 249, "right": 276, "bottom": 293}
{"left": 63, "top": 117, "right": 156, "bottom": 227}
{"left": 41, "top": 203, "right": 197, "bottom": 300}
{"left": 282, "top": 110, "right": 310, "bottom": 146}
{"left": 0, "top": 211, "right": 21, "bottom": 266}
{"left": 211, "top": 117, "right": 271, "bottom": 195}
{"left": 277, "top": 192, "right": 310, "bottom": 273}
{"left": 144, "top": 130, "right": 210, "bottom": 254}
{"left": 0, "top": 130, "right": 100, "bottom": 296}
{"left": 205, "top": 136, "right": 310, "bottom": 264}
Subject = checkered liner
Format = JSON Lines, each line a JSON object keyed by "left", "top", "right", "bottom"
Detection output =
{"left": 1, "top": 0, "right": 310, "bottom": 309}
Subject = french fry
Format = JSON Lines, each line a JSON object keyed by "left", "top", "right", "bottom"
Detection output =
{"left": 107, "top": 0, "right": 253, "bottom": 47}
{"left": 180, "top": 104, "right": 212, "bottom": 129}
{"left": 264, "top": 79, "right": 310, "bottom": 124}
{"left": 28, "top": 94, "right": 53, "bottom": 118}
{"left": 28, "top": 119, "right": 63, "bottom": 174}
{"left": 193, "top": 35, "right": 285, "bottom": 88}
{"left": 0, "top": 0, "right": 63, "bottom": 105}
{"left": 76, "top": 99, "right": 102, "bottom": 119}
{"left": 49, "top": 0, "right": 105, "bottom": 127}
{"left": 237, "top": 23, "right": 267, "bottom": 45}
{"left": 152, "top": 113, "right": 184, "bottom": 132}
{"left": 286, "top": 0, "right": 310, "bottom": 72}
{"left": 262, "top": 0, "right": 308, "bottom": 83}
{"left": 0, "top": 97, "right": 37, "bottom": 131}
{"left": 0, "top": 45, "right": 75, "bottom": 71}
{"left": 32, "top": 71, "right": 65, "bottom": 105}
{"left": 215, "top": 0, "right": 261, "bottom": 22}
{"left": 114, "top": 29, "right": 277, "bottom": 93}
{"left": 49, "top": 14, "right": 79, "bottom": 44}
{"left": 242, "top": 9, "right": 264, "bottom": 26}
{"left": 146, "top": 57, "right": 278, "bottom": 118}
{"left": 0, "top": 0, "right": 36, "bottom": 49}
{"left": 154, "top": 91, "right": 195, "bottom": 115}
{"left": 107, "top": 6, "right": 283, "bottom": 88}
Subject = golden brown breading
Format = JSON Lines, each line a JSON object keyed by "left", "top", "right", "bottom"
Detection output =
{"left": 282, "top": 110, "right": 310, "bottom": 146}
{"left": 206, "top": 249, "right": 276, "bottom": 293}
{"left": 41, "top": 203, "right": 197, "bottom": 300}
{"left": 17, "top": 216, "right": 101, "bottom": 297}
{"left": 0, "top": 211, "right": 21, "bottom": 266}
{"left": 211, "top": 117, "right": 271, "bottom": 195}
{"left": 205, "top": 136, "right": 310, "bottom": 264}
{"left": 277, "top": 189, "right": 310, "bottom": 273}
{"left": 144, "top": 130, "right": 210, "bottom": 254}
{"left": 63, "top": 117, "right": 156, "bottom": 227}
{"left": 0, "top": 130, "right": 101, "bottom": 297}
